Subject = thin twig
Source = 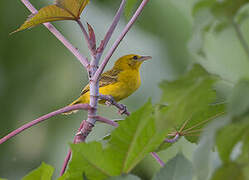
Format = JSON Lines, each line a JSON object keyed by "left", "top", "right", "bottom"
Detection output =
{"left": 61, "top": 150, "right": 72, "bottom": 175}
{"left": 93, "top": 0, "right": 150, "bottom": 82}
{"left": 232, "top": 20, "right": 249, "bottom": 59}
{"left": 150, "top": 152, "right": 165, "bottom": 167}
{"left": 20, "top": 0, "right": 90, "bottom": 69}
{"left": 0, "top": 104, "right": 90, "bottom": 144}
{"left": 76, "top": 19, "right": 96, "bottom": 57}
{"left": 97, "top": 0, "right": 126, "bottom": 55}
{"left": 164, "top": 134, "right": 180, "bottom": 143}
{"left": 95, "top": 116, "right": 119, "bottom": 127}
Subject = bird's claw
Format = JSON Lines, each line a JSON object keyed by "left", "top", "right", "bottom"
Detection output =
{"left": 118, "top": 104, "right": 127, "bottom": 115}
{"left": 105, "top": 101, "right": 112, "bottom": 107}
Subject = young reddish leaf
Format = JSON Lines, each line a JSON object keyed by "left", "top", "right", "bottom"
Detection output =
{"left": 13, "top": 0, "right": 90, "bottom": 33}
{"left": 87, "top": 22, "right": 96, "bottom": 51}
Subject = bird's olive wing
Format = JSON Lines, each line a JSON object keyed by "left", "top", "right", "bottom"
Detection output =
{"left": 81, "top": 68, "right": 121, "bottom": 95}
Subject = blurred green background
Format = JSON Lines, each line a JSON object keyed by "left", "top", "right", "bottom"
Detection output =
{"left": 0, "top": 0, "right": 217, "bottom": 179}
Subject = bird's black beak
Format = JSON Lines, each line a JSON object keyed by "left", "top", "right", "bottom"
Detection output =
{"left": 138, "top": 56, "right": 152, "bottom": 61}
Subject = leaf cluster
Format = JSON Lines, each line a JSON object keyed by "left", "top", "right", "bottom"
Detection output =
{"left": 186, "top": 1, "right": 249, "bottom": 179}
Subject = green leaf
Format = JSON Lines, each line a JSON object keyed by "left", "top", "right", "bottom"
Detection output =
{"left": 110, "top": 101, "right": 165, "bottom": 172}
{"left": 211, "top": 0, "right": 249, "bottom": 19}
{"left": 22, "top": 162, "right": 54, "bottom": 180}
{"left": 236, "top": 131, "right": 249, "bottom": 180}
{"left": 13, "top": 0, "right": 89, "bottom": 33}
{"left": 66, "top": 101, "right": 166, "bottom": 180}
{"left": 192, "top": 0, "right": 215, "bottom": 16}
{"left": 211, "top": 162, "right": 246, "bottom": 180}
{"left": 188, "top": 8, "right": 214, "bottom": 57}
{"left": 107, "top": 174, "right": 141, "bottom": 180}
{"left": 193, "top": 0, "right": 249, "bottom": 19}
{"left": 125, "top": 0, "right": 141, "bottom": 19}
{"left": 69, "top": 142, "right": 119, "bottom": 180}
{"left": 216, "top": 120, "right": 249, "bottom": 163}
{"left": 160, "top": 64, "right": 215, "bottom": 103}
{"left": 158, "top": 64, "right": 224, "bottom": 145}
{"left": 152, "top": 153, "right": 193, "bottom": 180}
{"left": 190, "top": 0, "right": 249, "bottom": 60}
{"left": 235, "top": 4, "right": 249, "bottom": 24}
{"left": 228, "top": 79, "right": 249, "bottom": 117}
{"left": 193, "top": 116, "right": 230, "bottom": 180}
{"left": 0, "top": 178, "right": 7, "bottom": 180}
{"left": 183, "top": 103, "right": 225, "bottom": 143}
{"left": 237, "top": 129, "right": 249, "bottom": 164}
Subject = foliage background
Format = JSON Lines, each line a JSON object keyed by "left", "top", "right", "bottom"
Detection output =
{"left": 1, "top": 0, "right": 249, "bottom": 179}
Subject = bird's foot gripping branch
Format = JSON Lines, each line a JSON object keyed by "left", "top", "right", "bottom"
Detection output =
{"left": 100, "top": 95, "right": 130, "bottom": 115}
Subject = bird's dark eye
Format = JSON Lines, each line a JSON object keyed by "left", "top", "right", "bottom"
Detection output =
{"left": 133, "top": 56, "right": 138, "bottom": 60}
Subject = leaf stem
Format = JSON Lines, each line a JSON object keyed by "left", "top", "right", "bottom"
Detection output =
{"left": 20, "top": 0, "right": 90, "bottom": 69}
{"left": 151, "top": 152, "right": 165, "bottom": 167}
{"left": 93, "top": 0, "right": 150, "bottom": 82}
{"left": 232, "top": 20, "right": 249, "bottom": 60}
{"left": 0, "top": 104, "right": 90, "bottom": 144}
{"left": 165, "top": 134, "right": 180, "bottom": 143}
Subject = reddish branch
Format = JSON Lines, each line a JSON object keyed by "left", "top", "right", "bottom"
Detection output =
{"left": 95, "top": 116, "right": 119, "bottom": 127}
{"left": 0, "top": 104, "right": 90, "bottom": 144}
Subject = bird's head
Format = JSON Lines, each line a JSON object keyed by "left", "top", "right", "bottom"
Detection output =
{"left": 113, "top": 54, "right": 152, "bottom": 70}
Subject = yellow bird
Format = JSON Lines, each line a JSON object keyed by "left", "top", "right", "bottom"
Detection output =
{"left": 67, "top": 54, "right": 151, "bottom": 111}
